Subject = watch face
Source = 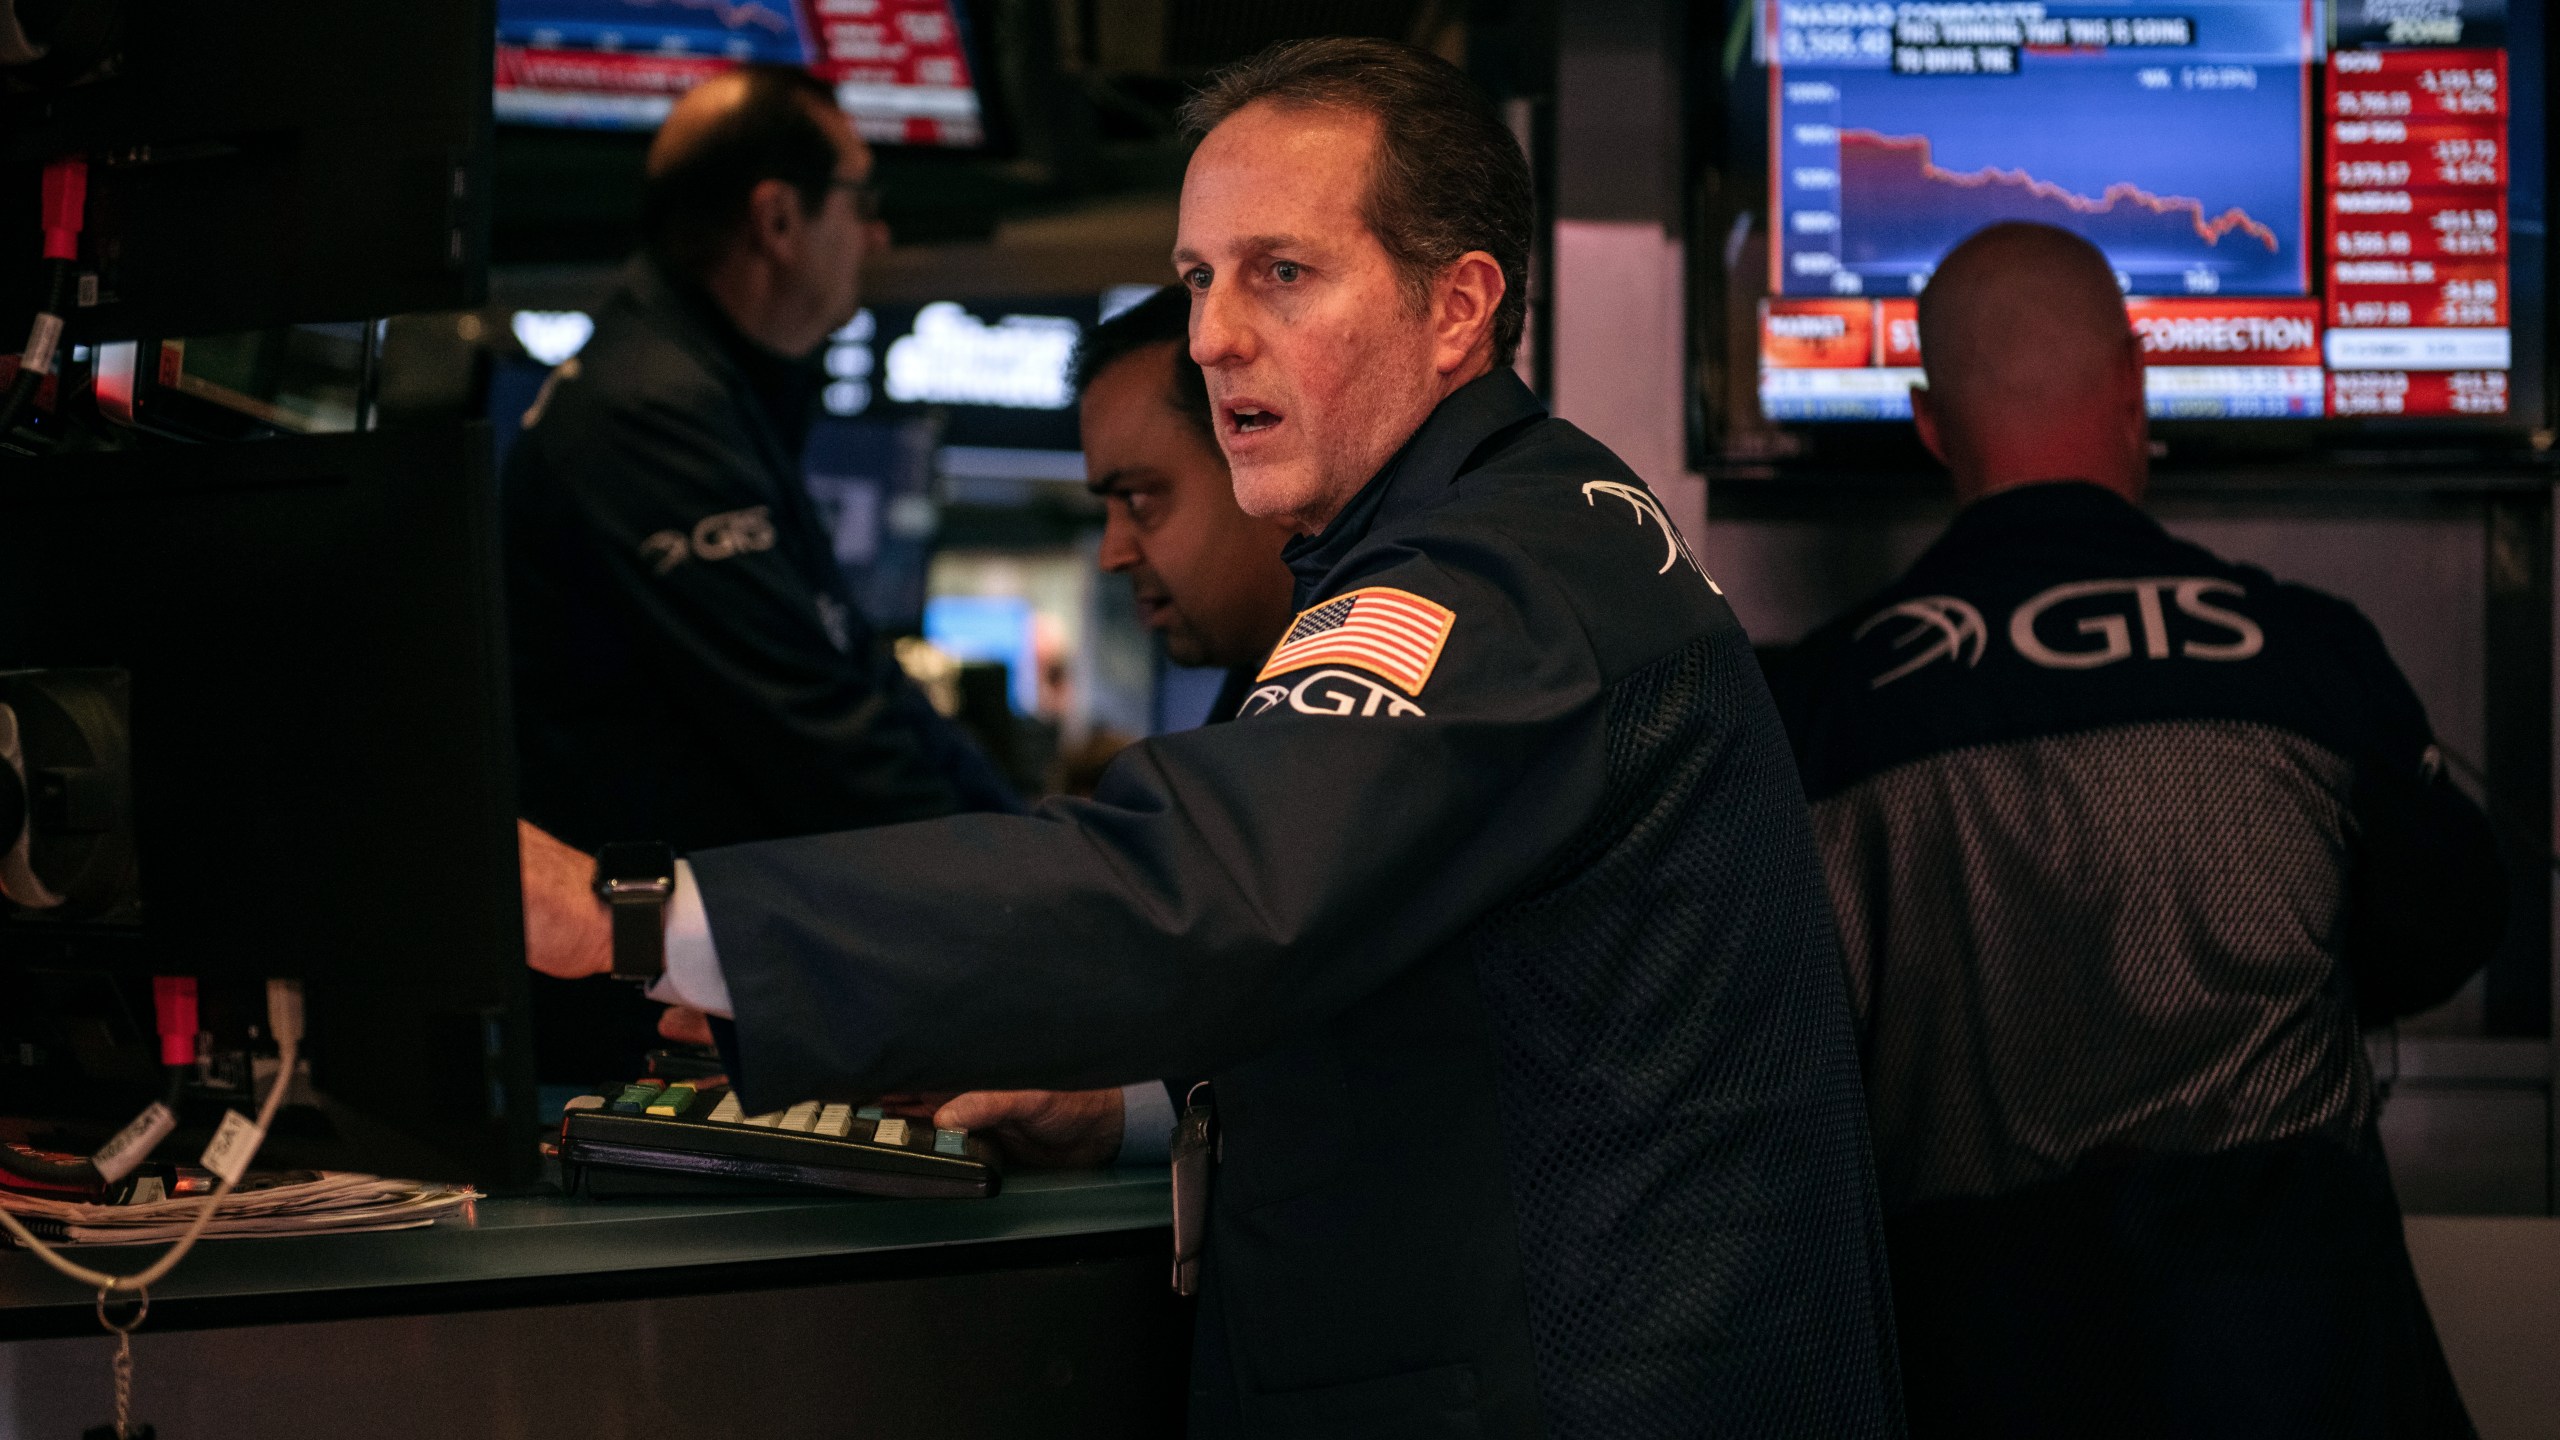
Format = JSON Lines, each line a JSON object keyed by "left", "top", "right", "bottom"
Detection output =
{"left": 594, "top": 841, "right": 675, "bottom": 890}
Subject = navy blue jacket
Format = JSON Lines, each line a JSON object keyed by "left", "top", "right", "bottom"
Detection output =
{"left": 695, "top": 371, "right": 1903, "bottom": 1439}
{"left": 1772, "top": 481, "right": 2498, "bottom": 1439}
{"left": 502, "top": 259, "right": 1013, "bottom": 1078}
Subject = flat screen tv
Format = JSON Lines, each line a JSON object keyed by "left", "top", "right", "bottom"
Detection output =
{"left": 1698, "top": 0, "right": 2549, "bottom": 469}
{"left": 494, "top": 0, "right": 990, "bottom": 147}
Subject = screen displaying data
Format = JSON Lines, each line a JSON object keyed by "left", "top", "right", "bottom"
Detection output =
{"left": 1753, "top": 0, "right": 2532, "bottom": 425}
{"left": 494, "top": 0, "right": 985, "bottom": 147}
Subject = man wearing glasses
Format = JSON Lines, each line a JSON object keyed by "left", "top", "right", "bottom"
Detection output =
{"left": 502, "top": 66, "right": 1014, "bottom": 1082}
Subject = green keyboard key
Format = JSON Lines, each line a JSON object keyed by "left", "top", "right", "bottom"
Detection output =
{"left": 607, "top": 1084, "right": 659, "bottom": 1115}
{"left": 645, "top": 1084, "right": 698, "bottom": 1117}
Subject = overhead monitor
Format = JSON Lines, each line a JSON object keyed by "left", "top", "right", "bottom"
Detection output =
{"left": 1708, "top": 0, "right": 2547, "bottom": 463}
{"left": 493, "top": 0, "right": 987, "bottom": 146}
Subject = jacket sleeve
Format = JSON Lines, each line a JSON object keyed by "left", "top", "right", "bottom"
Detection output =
{"left": 552, "top": 384, "right": 1016, "bottom": 831}
{"left": 689, "top": 542, "right": 1615, "bottom": 1106}
{"left": 2322, "top": 603, "right": 2507, "bottom": 1023}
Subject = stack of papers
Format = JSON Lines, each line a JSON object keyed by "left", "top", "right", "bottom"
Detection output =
{"left": 0, "top": 1173, "right": 477, "bottom": 1245}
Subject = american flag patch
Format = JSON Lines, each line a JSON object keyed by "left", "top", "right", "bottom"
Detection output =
{"left": 1256, "top": 586, "right": 1455, "bottom": 697}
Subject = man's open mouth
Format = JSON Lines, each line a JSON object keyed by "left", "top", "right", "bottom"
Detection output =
{"left": 1226, "top": 405, "right": 1283, "bottom": 436}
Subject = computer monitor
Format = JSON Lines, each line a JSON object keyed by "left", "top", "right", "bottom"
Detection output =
{"left": 924, "top": 595, "right": 1040, "bottom": 714}
{"left": 494, "top": 0, "right": 990, "bottom": 147}
{"left": 1703, "top": 0, "right": 2548, "bottom": 467}
{"left": 0, "top": 425, "right": 538, "bottom": 1190}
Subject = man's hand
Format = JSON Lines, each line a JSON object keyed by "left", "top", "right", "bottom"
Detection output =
{"left": 921, "top": 1089, "right": 1126, "bottom": 1168}
{"left": 658, "top": 1006, "right": 717, "bottom": 1047}
{"left": 519, "top": 819, "right": 613, "bottom": 980}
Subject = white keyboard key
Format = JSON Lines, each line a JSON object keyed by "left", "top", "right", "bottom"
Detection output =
{"left": 708, "top": 1093, "right": 744, "bottom": 1125}
{"left": 780, "top": 1100, "right": 821, "bottom": 1133}
{"left": 816, "top": 1103, "right": 853, "bottom": 1138}
{"left": 742, "top": 1111, "right": 783, "bottom": 1128}
{"left": 872, "top": 1117, "right": 910, "bottom": 1147}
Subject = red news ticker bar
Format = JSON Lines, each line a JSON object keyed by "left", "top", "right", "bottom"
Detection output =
{"left": 1760, "top": 299, "right": 1878, "bottom": 368}
{"left": 2327, "top": 119, "right": 2506, "bottom": 189}
{"left": 2328, "top": 369, "right": 2508, "bottom": 418}
{"left": 2327, "top": 191, "right": 2506, "bottom": 260}
{"left": 1765, "top": 299, "right": 2331, "bottom": 370}
{"left": 2327, "top": 48, "right": 2505, "bottom": 120}
{"left": 2124, "top": 299, "right": 2323, "bottom": 367}
{"left": 2328, "top": 258, "right": 2507, "bottom": 326}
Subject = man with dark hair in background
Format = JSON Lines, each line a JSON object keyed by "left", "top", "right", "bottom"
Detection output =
{"left": 521, "top": 39, "right": 1900, "bottom": 1437}
{"left": 1080, "top": 284, "right": 1296, "bottom": 716}
{"left": 1773, "top": 221, "right": 2501, "bottom": 1438}
{"left": 503, "top": 66, "right": 1013, "bottom": 1080}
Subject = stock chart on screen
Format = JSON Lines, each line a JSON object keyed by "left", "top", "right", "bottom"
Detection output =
{"left": 494, "top": 0, "right": 985, "bottom": 146}
{"left": 1775, "top": 1, "right": 2312, "bottom": 300}
{"left": 1754, "top": 0, "right": 2528, "bottom": 426}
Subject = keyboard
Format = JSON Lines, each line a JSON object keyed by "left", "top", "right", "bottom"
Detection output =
{"left": 557, "top": 1079, "right": 1001, "bottom": 1200}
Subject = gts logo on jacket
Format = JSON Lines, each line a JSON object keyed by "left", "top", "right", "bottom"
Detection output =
{"left": 1860, "top": 575, "right": 2265, "bottom": 687}
{"left": 639, "top": 505, "right": 777, "bottom": 576}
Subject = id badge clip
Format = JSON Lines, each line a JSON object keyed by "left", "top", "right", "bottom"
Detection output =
{"left": 1170, "top": 1082, "right": 1217, "bottom": 1296}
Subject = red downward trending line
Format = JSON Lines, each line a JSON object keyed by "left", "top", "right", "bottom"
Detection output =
{"left": 1842, "top": 129, "right": 2283, "bottom": 253}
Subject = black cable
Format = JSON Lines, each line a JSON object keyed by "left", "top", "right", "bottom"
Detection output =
{"left": 0, "top": 257, "right": 73, "bottom": 446}
{"left": 0, "top": 1134, "right": 104, "bottom": 1192}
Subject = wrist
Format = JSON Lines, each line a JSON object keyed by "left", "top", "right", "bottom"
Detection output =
{"left": 575, "top": 898, "right": 614, "bottom": 978}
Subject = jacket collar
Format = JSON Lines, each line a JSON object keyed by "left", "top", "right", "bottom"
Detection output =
{"left": 1928, "top": 479, "right": 2161, "bottom": 553}
{"left": 1281, "top": 367, "right": 1547, "bottom": 599}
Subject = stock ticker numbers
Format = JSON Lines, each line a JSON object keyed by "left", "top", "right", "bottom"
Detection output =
{"left": 2323, "top": 47, "right": 2511, "bottom": 416}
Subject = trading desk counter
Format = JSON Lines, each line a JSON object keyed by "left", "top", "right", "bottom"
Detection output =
{"left": 0, "top": 1169, "right": 1185, "bottom": 1438}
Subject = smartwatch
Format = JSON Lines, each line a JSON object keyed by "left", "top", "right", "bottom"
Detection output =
{"left": 592, "top": 841, "right": 676, "bottom": 984}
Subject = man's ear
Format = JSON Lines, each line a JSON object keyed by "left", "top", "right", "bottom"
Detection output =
{"left": 1910, "top": 383, "right": 1950, "bottom": 468}
{"left": 1431, "top": 251, "right": 1507, "bottom": 376}
{"left": 742, "top": 178, "right": 805, "bottom": 261}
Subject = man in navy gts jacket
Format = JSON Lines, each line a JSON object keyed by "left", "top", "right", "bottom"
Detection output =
{"left": 503, "top": 68, "right": 1015, "bottom": 1079}
{"left": 1772, "top": 222, "right": 2502, "bottom": 1440}
{"left": 521, "top": 39, "right": 1901, "bottom": 1440}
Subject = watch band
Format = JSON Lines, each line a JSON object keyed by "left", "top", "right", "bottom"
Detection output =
{"left": 593, "top": 841, "right": 675, "bottom": 984}
{"left": 605, "top": 887, "right": 667, "bottom": 983}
